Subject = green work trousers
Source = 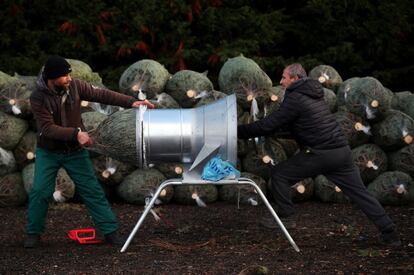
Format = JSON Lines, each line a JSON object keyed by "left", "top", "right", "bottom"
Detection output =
{"left": 27, "top": 147, "right": 118, "bottom": 235}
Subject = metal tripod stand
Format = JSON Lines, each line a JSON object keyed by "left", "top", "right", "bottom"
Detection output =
{"left": 120, "top": 177, "right": 300, "bottom": 253}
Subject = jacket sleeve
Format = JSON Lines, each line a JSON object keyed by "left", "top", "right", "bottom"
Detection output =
{"left": 237, "top": 94, "right": 300, "bottom": 139}
{"left": 75, "top": 80, "right": 135, "bottom": 108}
{"left": 30, "top": 92, "right": 79, "bottom": 141}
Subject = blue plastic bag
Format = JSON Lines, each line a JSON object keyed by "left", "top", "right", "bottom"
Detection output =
{"left": 201, "top": 155, "right": 240, "bottom": 181}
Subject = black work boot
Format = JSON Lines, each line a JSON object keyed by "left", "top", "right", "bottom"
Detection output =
{"left": 379, "top": 229, "right": 402, "bottom": 247}
{"left": 260, "top": 215, "right": 297, "bottom": 230}
{"left": 104, "top": 231, "right": 125, "bottom": 246}
{"left": 24, "top": 234, "right": 40, "bottom": 248}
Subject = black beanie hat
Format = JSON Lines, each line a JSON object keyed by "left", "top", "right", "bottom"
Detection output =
{"left": 43, "top": 55, "right": 72, "bottom": 79}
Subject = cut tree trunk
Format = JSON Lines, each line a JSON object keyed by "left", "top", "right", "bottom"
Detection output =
{"left": 291, "top": 178, "right": 314, "bottom": 202}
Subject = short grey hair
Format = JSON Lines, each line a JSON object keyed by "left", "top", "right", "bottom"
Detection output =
{"left": 285, "top": 63, "right": 307, "bottom": 79}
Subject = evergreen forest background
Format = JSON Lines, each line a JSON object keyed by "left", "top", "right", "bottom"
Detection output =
{"left": 1, "top": 0, "right": 413, "bottom": 92}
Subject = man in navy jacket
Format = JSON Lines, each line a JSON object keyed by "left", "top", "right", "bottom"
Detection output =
{"left": 238, "top": 63, "right": 400, "bottom": 246}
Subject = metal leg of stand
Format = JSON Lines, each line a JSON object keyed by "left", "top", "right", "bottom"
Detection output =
{"left": 121, "top": 177, "right": 300, "bottom": 253}
{"left": 120, "top": 179, "right": 181, "bottom": 253}
{"left": 238, "top": 178, "right": 300, "bottom": 252}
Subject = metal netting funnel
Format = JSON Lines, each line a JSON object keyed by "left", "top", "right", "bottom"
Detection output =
{"left": 136, "top": 94, "right": 237, "bottom": 181}
{"left": 121, "top": 93, "right": 300, "bottom": 254}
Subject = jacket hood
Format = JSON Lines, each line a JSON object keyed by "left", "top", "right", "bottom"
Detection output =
{"left": 36, "top": 67, "right": 70, "bottom": 98}
{"left": 35, "top": 68, "right": 56, "bottom": 96}
{"left": 286, "top": 77, "right": 324, "bottom": 99}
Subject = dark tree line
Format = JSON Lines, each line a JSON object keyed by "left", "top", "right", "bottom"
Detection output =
{"left": 0, "top": 0, "right": 413, "bottom": 91}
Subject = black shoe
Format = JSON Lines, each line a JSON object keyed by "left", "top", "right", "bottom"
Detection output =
{"left": 24, "top": 234, "right": 40, "bottom": 248}
{"left": 104, "top": 231, "right": 125, "bottom": 246}
{"left": 260, "top": 216, "right": 296, "bottom": 230}
{"left": 379, "top": 230, "right": 402, "bottom": 247}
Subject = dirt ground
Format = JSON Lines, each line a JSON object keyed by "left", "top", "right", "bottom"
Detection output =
{"left": 0, "top": 201, "right": 413, "bottom": 274}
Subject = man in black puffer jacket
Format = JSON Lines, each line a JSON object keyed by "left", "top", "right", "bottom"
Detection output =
{"left": 238, "top": 63, "right": 401, "bottom": 246}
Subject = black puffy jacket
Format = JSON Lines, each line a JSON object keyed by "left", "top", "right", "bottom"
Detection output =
{"left": 237, "top": 78, "right": 348, "bottom": 150}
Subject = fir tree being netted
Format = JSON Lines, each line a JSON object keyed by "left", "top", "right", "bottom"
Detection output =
{"left": 323, "top": 88, "right": 337, "bottom": 113}
{"left": 339, "top": 77, "right": 392, "bottom": 121}
{"left": 0, "top": 111, "right": 29, "bottom": 150}
{"left": 117, "top": 168, "right": 172, "bottom": 205}
{"left": 194, "top": 90, "right": 227, "bottom": 107}
{"left": 14, "top": 74, "right": 37, "bottom": 92}
{"left": 308, "top": 65, "right": 343, "bottom": 92}
{"left": 237, "top": 112, "right": 255, "bottom": 158}
{"left": 388, "top": 143, "right": 414, "bottom": 177}
{"left": 391, "top": 91, "right": 412, "bottom": 111}
{"left": 371, "top": 109, "right": 414, "bottom": 151}
{"left": 119, "top": 59, "right": 170, "bottom": 100}
{"left": 263, "top": 86, "right": 285, "bottom": 116}
{"left": 0, "top": 71, "right": 16, "bottom": 91}
{"left": 81, "top": 111, "right": 108, "bottom": 133}
{"left": 0, "top": 77, "right": 33, "bottom": 118}
{"left": 314, "top": 175, "right": 350, "bottom": 203}
{"left": 165, "top": 70, "right": 214, "bottom": 108}
{"left": 149, "top": 93, "right": 181, "bottom": 109}
{"left": 66, "top": 59, "right": 104, "bottom": 86}
{"left": 351, "top": 144, "right": 387, "bottom": 185}
{"left": 218, "top": 55, "right": 272, "bottom": 110}
{"left": 91, "top": 155, "right": 136, "bottom": 186}
{"left": 336, "top": 77, "right": 360, "bottom": 108}
{"left": 13, "top": 130, "right": 36, "bottom": 170}
{"left": 241, "top": 138, "right": 287, "bottom": 181}
{"left": 173, "top": 184, "right": 218, "bottom": 206}
{"left": 154, "top": 162, "right": 184, "bottom": 179}
{"left": 0, "top": 147, "right": 17, "bottom": 177}
{"left": 335, "top": 110, "right": 371, "bottom": 148}
{"left": 394, "top": 93, "right": 414, "bottom": 120}
{"left": 367, "top": 171, "right": 414, "bottom": 205}
{"left": 0, "top": 172, "right": 26, "bottom": 207}
{"left": 21, "top": 163, "right": 76, "bottom": 202}
{"left": 88, "top": 108, "right": 136, "bottom": 163}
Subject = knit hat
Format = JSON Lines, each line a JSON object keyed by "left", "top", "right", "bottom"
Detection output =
{"left": 43, "top": 55, "right": 72, "bottom": 79}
